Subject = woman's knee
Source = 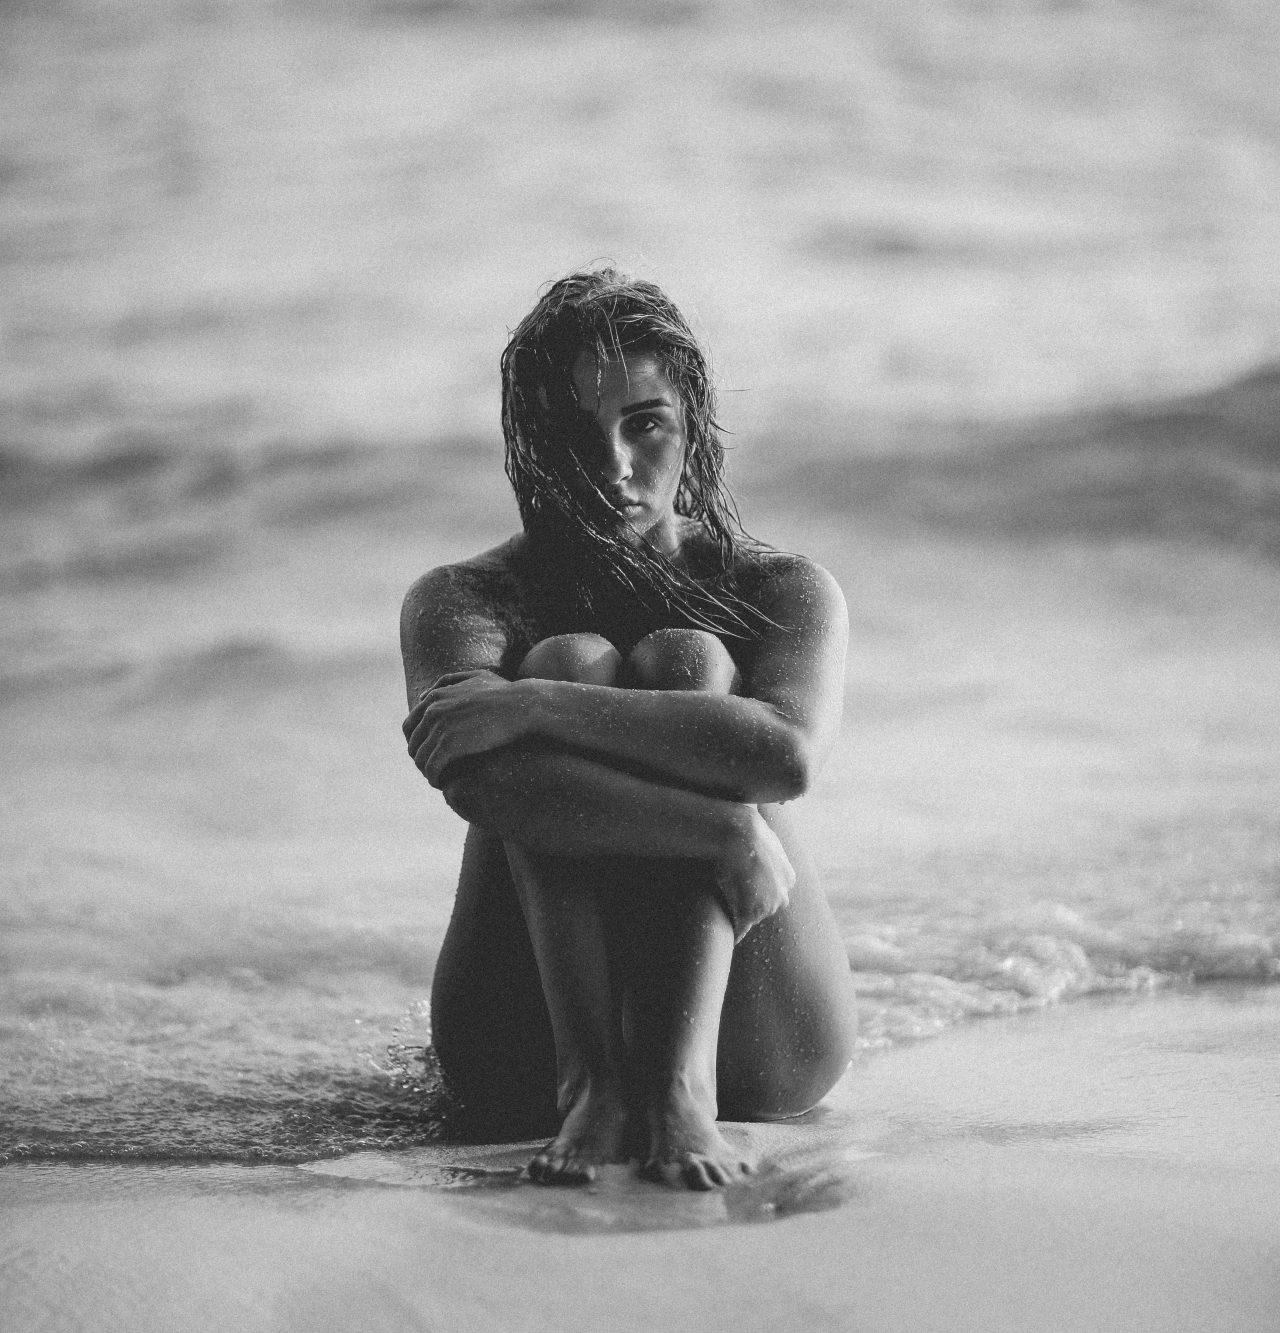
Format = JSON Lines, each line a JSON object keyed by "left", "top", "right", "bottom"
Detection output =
{"left": 716, "top": 987, "right": 859, "bottom": 1121}
{"left": 717, "top": 1027, "right": 857, "bottom": 1122}
{"left": 518, "top": 633, "right": 621, "bottom": 684}
{"left": 626, "top": 628, "right": 740, "bottom": 693}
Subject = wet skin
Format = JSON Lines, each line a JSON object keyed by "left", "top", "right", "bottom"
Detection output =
{"left": 400, "top": 353, "right": 858, "bottom": 1188}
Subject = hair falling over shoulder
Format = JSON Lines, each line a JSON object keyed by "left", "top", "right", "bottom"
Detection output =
{"left": 499, "top": 267, "right": 770, "bottom": 640}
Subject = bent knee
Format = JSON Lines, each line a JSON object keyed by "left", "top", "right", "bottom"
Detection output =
{"left": 518, "top": 633, "right": 621, "bottom": 685}
{"left": 719, "top": 1051, "right": 854, "bottom": 1122}
{"left": 626, "top": 628, "right": 740, "bottom": 693}
{"left": 717, "top": 1008, "right": 859, "bottom": 1122}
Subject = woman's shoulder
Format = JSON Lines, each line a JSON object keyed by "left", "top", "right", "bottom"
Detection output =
{"left": 727, "top": 539, "right": 842, "bottom": 606}
{"left": 402, "top": 536, "right": 528, "bottom": 618}
{"left": 400, "top": 536, "right": 540, "bottom": 682}
{"left": 728, "top": 546, "right": 847, "bottom": 662}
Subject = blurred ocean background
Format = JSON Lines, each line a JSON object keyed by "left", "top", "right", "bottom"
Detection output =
{"left": 3, "top": 0, "right": 1279, "bottom": 1164}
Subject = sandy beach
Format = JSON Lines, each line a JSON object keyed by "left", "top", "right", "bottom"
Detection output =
{"left": 4, "top": 0, "right": 1280, "bottom": 1328}
{"left": 5, "top": 989, "right": 1278, "bottom": 1333}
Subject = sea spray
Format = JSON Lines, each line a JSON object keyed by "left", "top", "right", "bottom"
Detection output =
{"left": 846, "top": 904, "right": 1276, "bottom": 1048}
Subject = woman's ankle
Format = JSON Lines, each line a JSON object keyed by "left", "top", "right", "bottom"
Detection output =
{"left": 555, "top": 1065, "right": 627, "bottom": 1115}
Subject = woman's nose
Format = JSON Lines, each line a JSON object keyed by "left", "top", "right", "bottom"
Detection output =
{"left": 598, "top": 427, "right": 633, "bottom": 483}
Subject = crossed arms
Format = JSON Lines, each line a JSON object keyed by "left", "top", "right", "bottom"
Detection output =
{"left": 399, "top": 554, "right": 848, "bottom": 936}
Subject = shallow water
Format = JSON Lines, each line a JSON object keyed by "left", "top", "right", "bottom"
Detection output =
{"left": 295, "top": 985, "right": 1280, "bottom": 1235}
{"left": 3, "top": 0, "right": 1280, "bottom": 1167}
{"left": 4, "top": 435, "right": 1279, "bottom": 1163}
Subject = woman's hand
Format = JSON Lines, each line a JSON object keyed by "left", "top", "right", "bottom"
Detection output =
{"left": 403, "top": 670, "right": 537, "bottom": 788}
{"left": 714, "top": 809, "right": 796, "bottom": 944}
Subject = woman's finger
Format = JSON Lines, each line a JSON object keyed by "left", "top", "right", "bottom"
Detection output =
{"left": 431, "top": 670, "right": 478, "bottom": 685}
{"left": 416, "top": 704, "right": 466, "bottom": 759}
{"left": 424, "top": 745, "right": 447, "bottom": 788}
{"left": 401, "top": 695, "right": 431, "bottom": 740}
{"left": 424, "top": 734, "right": 463, "bottom": 788}
{"left": 410, "top": 709, "right": 450, "bottom": 765}
{"left": 407, "top": 707, "right": 439, "bottom": 756}
{"left": 422, "top": 717, "right": 485, "bottom": 779}
{"left": 407, "top": 670, "right": 495, "bottom": 738}
{"left": 431, "top": 669, "right": 497, "bottom": 690}
{"left": 410, "top": 692, "right": 463, "bottom": 755}
{"left": 411, "top": 720, "right": 441, "bottom": 776}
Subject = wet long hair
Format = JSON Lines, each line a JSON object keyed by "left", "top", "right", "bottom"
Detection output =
{"left": 500, "top": 268, "right": 766, "bottom": 639}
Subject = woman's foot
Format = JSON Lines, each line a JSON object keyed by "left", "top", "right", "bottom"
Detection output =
{"left": 526, "top": 1081, "right": 631, "bottom": 1185}
{"left": 639, "top": 1077, "right": 756, "bottom": 1190}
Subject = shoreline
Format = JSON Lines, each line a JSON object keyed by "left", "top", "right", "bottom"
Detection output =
{"left": 4, "top": 986, "right": 1277, "bottom": 1333}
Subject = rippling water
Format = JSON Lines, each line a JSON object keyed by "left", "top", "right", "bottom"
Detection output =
{"left": 4, "top": 0, "right": 1280, "bottom": 454}
{"left": 3, "top": 0, "right": 1279, "bottom": 1165}
{"left": 4, "top": 418, "right": 1278, "bottom": 1163}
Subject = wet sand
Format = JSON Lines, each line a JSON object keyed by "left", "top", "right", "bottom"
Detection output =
{"left": 3, "top": 988, "right": 1277, "bottom": 1333}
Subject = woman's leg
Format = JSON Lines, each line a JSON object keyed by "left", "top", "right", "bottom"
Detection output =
{"left": 429, "top": 822, "right": 559, "bottom": 1140}
{"left": 613, "top": 629, "right": 756, "bottom": 1187}
{"left": 621, "top": 629, "right": 858, "bottom": 1152}
{"left": 504, "top": 634, "right": 634, "bottom": 1183}
{"left": 490, "top": 628, "right": 857, "bottom": 1186}
{"left": 714, "top": 808, "right": 859, "bottom": 1121}
{"left": 508, "top": 628, "right": 752, "bottom": 1187}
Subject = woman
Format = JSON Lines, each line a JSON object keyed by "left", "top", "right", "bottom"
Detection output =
{"left": 401, "top": 269, "right": 857, "bottom": 1190}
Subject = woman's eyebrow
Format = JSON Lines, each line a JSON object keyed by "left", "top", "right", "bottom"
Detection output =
{"left": 619, "top": 397, "right": 669, "bottom": 416}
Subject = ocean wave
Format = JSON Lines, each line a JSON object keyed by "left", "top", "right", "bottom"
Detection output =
{"left": 775, "top": 362, "right": 1280, "bottom": 553}
{"left": 7, "top": 364, "right": 1279, "bottom": 587}
{"left": 1, "top": 435, "right": 382, "bottom": 509}
{"left": 845, "top": 903, "right": 1278, "bottom": 1049}
{"left": 365, "top": 0, "right": 709, "bottom": 24}
{"left": 0, "top": 433, "right": 505, "bottom": 592}
{"left": 0, "top": 432, "right": 503, "bottom": 508}
{"left": 0, "top": 903, "right": 1274, "bottom": 1166}
{"left": 0, "top": 633, "right": 382, "bottom": 703}
{"left": 2, "top": 532, "right": 226, "bottom": 590}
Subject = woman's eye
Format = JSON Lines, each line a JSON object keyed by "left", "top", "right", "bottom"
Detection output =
{"left": 568, "top": 414, "right": 602, "bottom": 456}
{"left": 626, "top": 415, "right": 659, "bottom": 436}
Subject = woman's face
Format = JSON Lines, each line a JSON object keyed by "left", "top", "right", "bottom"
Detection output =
{"left": 569, "top": 349, "right": 687, "bottom": 556}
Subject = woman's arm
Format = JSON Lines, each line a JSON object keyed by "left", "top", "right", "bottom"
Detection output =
{"left": 400, "top": 560, "right": 512, "bottom": 707}
{"left": 410, "top": 558, "right": 849, "bottom": 804}
{"left": 440, "top": 744, "right": 793, "bottom": 939}
{"left": 399, "top": 555, "right": 796, "bottom": 935}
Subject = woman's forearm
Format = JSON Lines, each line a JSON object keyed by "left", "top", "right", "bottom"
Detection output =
{"left": 443, "top": 743, "right": 795, "bottom": 939}
{"left": 442, "top": 742, "right": 755, "bottom": 862}
{"left": 526, "top": 681, "right": 811, "bottom": 804}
